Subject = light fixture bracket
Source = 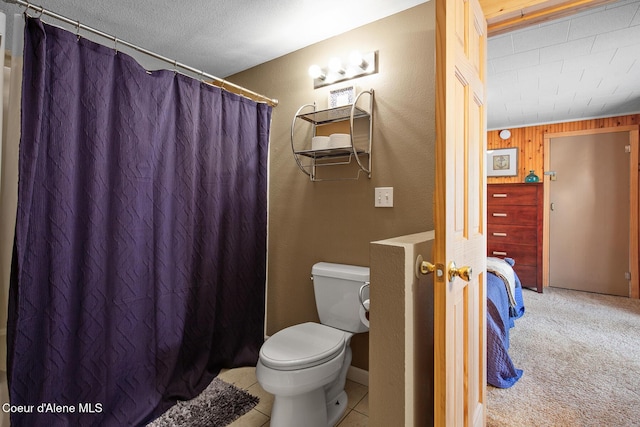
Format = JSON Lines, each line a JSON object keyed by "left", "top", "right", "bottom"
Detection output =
{"left": 312, "top": 51, "right": 378, "bottom": 89}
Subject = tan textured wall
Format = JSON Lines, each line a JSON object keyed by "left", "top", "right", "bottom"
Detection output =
{"left": 369, "top": 231, "right": 434, "bottom": 426}
{"left": 229, "top": 2, "right": 436, "bottom": 370}
{"left": 487, "top": 114, "right": 640, "bottom": 184}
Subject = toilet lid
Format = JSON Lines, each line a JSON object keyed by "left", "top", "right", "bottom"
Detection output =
{"left": 260, "top": 322, "right": 348, "bottom": 371}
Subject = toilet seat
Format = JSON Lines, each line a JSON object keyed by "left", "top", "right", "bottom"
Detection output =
{"left": 260, "top": 322, "right": 348, "bottom": 371}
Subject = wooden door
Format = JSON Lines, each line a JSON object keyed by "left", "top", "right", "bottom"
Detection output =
{"left": 434, "top": 0, "right": 487, "bottom": 424}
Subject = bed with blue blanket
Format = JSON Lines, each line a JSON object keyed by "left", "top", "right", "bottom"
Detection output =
{"left": 487, "top": 257, "right": 525, "bottom": 388}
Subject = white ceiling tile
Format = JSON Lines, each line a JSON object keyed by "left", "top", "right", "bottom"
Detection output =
{"left": 539, "top": 37, "right": 595, "bottom": 64}
{"left": 537, "top": 98, "right": 557, "bottom": 111}
{"left": 518, "top": 60, "right": 563, "bottom": 81}
{"left": 491, "top": 50, "right": 540, "bottom": 73}
{"left": 520, "top": 112, "right": 542, "bottom": 123}
{"left": 553, "top": 98, "right": 576, "bottom": 111}
{"left": 561, "top": 49, "right": 616, "bottom": 73}
{"left": 606, "top": 0, "right": 638, "bottom": 9}
{"left": 497, "top": 86, "right": 523, "bottom": 103}
{"left": 512, "top": 21, "right": 570, "bottom": 52}
{"left": 572, "top": 87, "right": 597, "bottom": 103}
{"left": 555, "top": 69, "right": 584, "bottom": 86}
{"left": 590, "top": 94, "right": 625, "bottom": 109}
{"left": 632, "top": 6, "right": 640, "bottom": 25}
{"left": 580, "top": 68, "right": 606, "bottom": 86}
{"left": 568, "top": 103, "right": 595, "bottom": 115}
{"left": 488, "top": 70, "right": 519, "bottom": 86}
{"left": 539, "top": 79, "right": 559, "bottom": 95}
{"left": 614, "top": 75, "right": 640, "bottom": 93}
{"left": 486, "top": 91, "right": 503, "bottom": 106}
{"left": 521, "top": 100, "right": 544, "bottom": 112}
{"left": 600, "top": 98, "right": 640, "bottom": 116}
{"left": 592, "top": 25, "right": 640, "bottom": 52}
{"left": 488, "top": 35, "right": 514, "bottom": 59}
{"left": 487, "top": 61, "right": 497, "bottom": 76}
{"left": 609, "top": 44, "right": 640, "bottom": 70}
{"left": 504, "top": 100, "right": 527, "bottom": 112}
{"left": 556, "top": 83, "right": 580, "bottom": 96}
{"left": 536, "top": 111, "right": 557, "bottom": 122}
{"left": 568, "top": 2, "right": 639, "bottom": 40}
{"left": 597, "top": 78, "right": 624, "bottom": 94}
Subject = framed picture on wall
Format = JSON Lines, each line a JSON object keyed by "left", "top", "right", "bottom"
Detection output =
{"left": 328, "top": 85, "right": 355, "bottom": 108}
{"left": 487, "top": 147, "right": 518, "bottom": 176}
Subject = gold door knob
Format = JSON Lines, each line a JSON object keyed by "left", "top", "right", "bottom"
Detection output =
{"left": 415, "top": 254, "right": 444, "bottom": 279}
{"left": 420, "top": 260, "right": 436, "bottom": 275}
{"left": 448, "top": 261, "right": 473, "bottom": 282}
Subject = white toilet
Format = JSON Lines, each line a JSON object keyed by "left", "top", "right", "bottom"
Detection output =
{"left": 256, "top": 262, "right": 370, "bottom": 427}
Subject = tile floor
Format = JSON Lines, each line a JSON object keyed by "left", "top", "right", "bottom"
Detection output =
{"left": 219, "top": 366, "right": 369, "bottom": 427}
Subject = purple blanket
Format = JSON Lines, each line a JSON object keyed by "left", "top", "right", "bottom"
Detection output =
{"left": 487, "top": 261, "right": 525, "bottom": 388}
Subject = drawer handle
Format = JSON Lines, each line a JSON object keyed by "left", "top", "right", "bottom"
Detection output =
{"left": 492, "top": 251, "right": 508, "bottom": 256}
{"left": 492, "top": 193, "right": 508, "bottom": 198}
{"left": 492, "top": 213, "right": 508, "bottom": 217}
{"left": 492, "top": 232, "right": 507, "bottom": 237}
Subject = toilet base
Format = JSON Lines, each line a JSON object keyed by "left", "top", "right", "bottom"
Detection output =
{"left": 271, "top": 388, "right": 327, "bottom": 427}
{"left": 326, "top": 390, "right": 348, "bottom": 426}
{"left": 269, "top": 388, "right": 348, "bottom": 427}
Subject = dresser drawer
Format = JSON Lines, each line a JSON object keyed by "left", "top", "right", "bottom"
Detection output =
{"left": 488, "top": 184, "right": 539, "bottom": 205}
{"left": 488, "top": 205, "right": 538, "bottom": 225}
{"left": 487, "top": 242, "right": 537, "bottom": 266}
{"left": 488, "top": 224, "right": 537, "bottom": 243}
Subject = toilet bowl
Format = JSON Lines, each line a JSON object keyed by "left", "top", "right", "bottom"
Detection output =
{"left": 256, "top": 322, "right": 353, "bottom": 427}
{"left": 256, "top": 263, "right": 369, "bottom": 427}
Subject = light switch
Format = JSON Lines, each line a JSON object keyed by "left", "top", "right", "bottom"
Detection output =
{"left": 375, "top": 187, "right": 394, "bottom": 207}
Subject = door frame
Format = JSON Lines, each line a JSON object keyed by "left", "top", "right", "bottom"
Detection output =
{"left": 542, "top": 126, "right": 639, "bottom": 298}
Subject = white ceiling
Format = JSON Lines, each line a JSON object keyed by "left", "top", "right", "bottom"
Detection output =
{"left": 0, "top": 0, "right": 639, "bottom": 130}
{"left": 0, "top": 0, "right": 427, "bottom": 77}
{"left": 488, "top": 0, "right": 640, "bottom": 130}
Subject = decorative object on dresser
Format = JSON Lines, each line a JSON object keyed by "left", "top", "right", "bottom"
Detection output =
{"left": 524, "top": 170, "right": 540, "bottom": 183}
{"left": 487, "top": 183, "right": 543, "bottom": 293}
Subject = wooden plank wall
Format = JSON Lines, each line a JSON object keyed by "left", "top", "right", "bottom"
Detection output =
{"left": 487, "top": 113, "right": 640, "bottom": 184}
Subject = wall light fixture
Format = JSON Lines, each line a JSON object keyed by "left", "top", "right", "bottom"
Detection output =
{"left": 499, "top": 129, "right": 511, "bottom": 140}
{"left": 308, "top": 50, "right": 378, "bottom": 89}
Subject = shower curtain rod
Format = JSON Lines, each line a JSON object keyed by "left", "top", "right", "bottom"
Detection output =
{"left": 4, "top": 0, "right": 279, "bottom": 107}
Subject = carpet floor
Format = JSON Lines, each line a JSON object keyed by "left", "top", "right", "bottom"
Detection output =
{"left": 487, "top": 287, "right": 640, "bottom": 426}
{"left": 148, "top": 377, "right": 259, "bottom": 427}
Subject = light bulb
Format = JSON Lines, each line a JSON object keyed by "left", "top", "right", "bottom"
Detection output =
{"left": 328, "top": 57, "right": 345, "bottom": 74}
{"left": 349, "top": 51, "right": 368, "bottom": 70}
{"left": 308, "top": 64, "right": 325, "bottom": 80}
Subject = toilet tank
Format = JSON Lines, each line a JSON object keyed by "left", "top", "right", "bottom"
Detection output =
{"left": 312, "top": 262, "right": 370, "bottom": 333}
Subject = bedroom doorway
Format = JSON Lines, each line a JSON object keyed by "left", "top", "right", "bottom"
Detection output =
{"left": 545, "top": 129, "right": 638, "bottom": 297}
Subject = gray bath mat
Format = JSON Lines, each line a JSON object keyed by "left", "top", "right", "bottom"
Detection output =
{"left": 148, "top": 377, "right": 259, "bottom": 427}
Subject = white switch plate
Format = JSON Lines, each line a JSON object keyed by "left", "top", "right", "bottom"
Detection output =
{"left": 375, "top": 187, "right": 394, "bottom": 207}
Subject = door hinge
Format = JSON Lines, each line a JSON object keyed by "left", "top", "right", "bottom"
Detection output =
{"left": 625, "top": 272, "right": 631, "bottom": 280}
{"left": 625, "top": 145, "right": 631, "bottom": 153}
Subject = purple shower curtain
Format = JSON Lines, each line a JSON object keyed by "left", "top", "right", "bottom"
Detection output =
{"left": 7, "top": 17, "right": 271, "bottom": 426}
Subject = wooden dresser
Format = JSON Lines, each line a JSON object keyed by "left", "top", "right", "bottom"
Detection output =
{"left": 487, "top": 183, "right": 543, "bottom": 293}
